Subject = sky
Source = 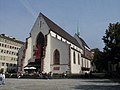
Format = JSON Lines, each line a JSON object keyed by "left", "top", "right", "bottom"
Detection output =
{"left": 0, "top": 0, "right": 120, "bottom": 51}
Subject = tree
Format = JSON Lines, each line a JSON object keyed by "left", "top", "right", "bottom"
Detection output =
{"left": 102, "top": 22, "right": 120, "bottom": 73}
{"left": 91, "top": 48, "right": 107, "bottom": 72}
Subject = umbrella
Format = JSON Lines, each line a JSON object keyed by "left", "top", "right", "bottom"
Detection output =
{"left": 24, "top": 67, "right": 30, "bottom": 69}
{"left": 29, "top": 67, "right": 36, "bottom": 69}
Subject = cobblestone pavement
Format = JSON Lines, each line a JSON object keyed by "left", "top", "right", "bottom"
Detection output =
{"left": 0, "top": 78, "right": 120, "bottom": 90}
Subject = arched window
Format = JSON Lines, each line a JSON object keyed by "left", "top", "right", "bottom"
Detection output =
{"left": 73, "top": 51, "right": 76, "bottom": 64}
{"left": 36, "top": 32, "right": 44, "bottom": 46}
{"left": 78, "top": 54, "right": 80, "bottom": 65}
{"left": 35, "top": 32, "right": 44, "bottom": 59}
{"left": 54, "top": 49, "right": 60, "bottom": 65}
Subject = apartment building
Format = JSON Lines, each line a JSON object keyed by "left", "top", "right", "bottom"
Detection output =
{"left": 0, "top": 34, "right": 24, "bottom": 73}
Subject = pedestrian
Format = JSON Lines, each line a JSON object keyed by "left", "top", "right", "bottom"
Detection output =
{"left": 17, "top": 72, "right": 21, "bottom": 79}
{"left": 49, "top": 71, "right": 53, "bottom": 79}
{"left": 0, "top": 72, "right": 2, "bottom": 85}
{"left": 2, "top": 73, "right": 5, "bottom": 85}
{"left": 48, "top": 72, "right": 52, "bottom": 79}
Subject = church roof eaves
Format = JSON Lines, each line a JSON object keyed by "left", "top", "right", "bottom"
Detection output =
{"left": 40, "top": 13, "right": 81, "bottom": 48}
{"left": 75, "top": 34, "right": 90, "bottom": 49}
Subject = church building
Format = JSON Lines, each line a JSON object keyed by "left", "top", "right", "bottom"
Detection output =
{"left": 18, "top": 13, "right": 92, "bottom": 75}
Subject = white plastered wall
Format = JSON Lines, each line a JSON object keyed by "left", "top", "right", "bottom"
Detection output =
{"left": 29, "top": 15, "right": 50, "bottom": 62}
{"left": 18, "top": 44, "right": 25, "bottom": 72}
{"left": 70, "top": 48, "right": 82, "bottom": 74}
{"left": 81, "top": 57, "right": 91, "bottom": 73}
{"left": 50, "top": 35, "right": 70, "bottom": 74}
{"left": 24, "top": 37, "right": 32, "bottom": 66}
{"left": 43, "top": 34, "right": 51, "bottom": 73}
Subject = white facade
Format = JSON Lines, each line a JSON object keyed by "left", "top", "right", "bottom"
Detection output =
{"left": 18, "top": 13, "right": 92, "bottom": 75}
{"left": 0, "top": 34, "right": 24, "bottom": 73}
{"left": 50, "top": 35, "right": 70, "bottom": 74}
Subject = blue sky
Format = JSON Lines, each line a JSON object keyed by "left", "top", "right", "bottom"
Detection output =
{"left": 0, "top": 0, "right": 120, "bottom": 50}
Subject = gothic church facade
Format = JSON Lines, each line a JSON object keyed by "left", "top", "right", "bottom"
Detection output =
{"left": 18, "top": 13, "right": 92, "bottom": 74}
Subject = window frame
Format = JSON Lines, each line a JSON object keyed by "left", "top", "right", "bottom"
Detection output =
{"left": 73, "top": 51, "right": 76, "bottom": 64}
{"left": 53, "top": 49, "right": 60, "bottom": 65}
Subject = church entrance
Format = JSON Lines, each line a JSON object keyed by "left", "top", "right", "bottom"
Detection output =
{"left": 35, "top": 32, "right": 45, "bottom": 72}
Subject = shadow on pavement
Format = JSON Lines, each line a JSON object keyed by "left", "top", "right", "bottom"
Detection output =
{"left": 73, "top": 85, "right": 120, "bottom": 90}
{"left": 82, "top": 80, "right": 119, "bottom": 83}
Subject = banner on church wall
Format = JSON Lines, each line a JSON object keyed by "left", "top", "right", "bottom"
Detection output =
{"left": 35, "top": 44, "right": 42, "bottom": 59}
{"left": 53, "top": 67, "right": 60, "bottom": 70}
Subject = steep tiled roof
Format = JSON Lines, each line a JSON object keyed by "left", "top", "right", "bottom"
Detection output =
{"left": 75, "top": 34, "right": 90, "bottom": 49}
{"left": 40, "top": 13, "right": 81, "bottom": 48}
{"left": 74, "top": 34, "right": 92, "bottom": 60}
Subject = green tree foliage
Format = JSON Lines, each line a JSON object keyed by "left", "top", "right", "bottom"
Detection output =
{"left": 92, "top": 22, "right": 120, "bottom": 74}
{"left": 92, "top": 48, "right": 107, "bottom": 72}
{"left": 102, "top": 22, "right": 120, "bottom": 64}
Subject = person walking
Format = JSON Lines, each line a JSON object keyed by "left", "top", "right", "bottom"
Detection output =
{"left": 0, "top": 72, "right": 2, "bottom": 85}
{"left": 1, "top": 73, "right": 5, "bottom": 85}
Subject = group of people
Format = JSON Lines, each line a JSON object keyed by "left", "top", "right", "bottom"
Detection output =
{"left": 0, "top": 72, "right": 5, "bottom": 85}
{"left": 39, "top": 72, "right": 53, "bottom": 79}
{"left": 17, "top": 71, "right": 53, "bottom": 79}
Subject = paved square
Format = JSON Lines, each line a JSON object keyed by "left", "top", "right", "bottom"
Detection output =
{"left": 0, "top": 78, "right": 120, "bottom": 90}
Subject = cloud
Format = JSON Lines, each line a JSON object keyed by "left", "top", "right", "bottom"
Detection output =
{"left": 19, "top": 0, "right": 36, "bottom": 18}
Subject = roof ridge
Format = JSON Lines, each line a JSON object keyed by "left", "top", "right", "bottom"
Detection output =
{"left": 40, "top": 13, "right": 72, "bottom": 37}
{"left": 76, "top": 34, "right": 90, "bottom": 49}
{"left": 40, "top": 13, "right": 81, "bottom": 48}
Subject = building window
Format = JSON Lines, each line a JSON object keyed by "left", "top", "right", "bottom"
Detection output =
{"left": 1, "top": 49, "right": 3, "bottom": 53}
{"left": 7, "top": 50, "right": 9, "bottom": 54}
{"left": 82, "top": 58, "right": 83, "bottom": 67}
{"left": 12, "top": 52, "right": 14, "bottom": 55}
{"left": 73, "top": 51, "right": 76, "bottom": 64}
{"left": 87, "top": 61, "right": 89, "bottom": 68}
{"left": 0, "top": 56, "right": 2, "bottom": 60}
{"left": 6, "top": 63, "right": 9, "bottom": 66}
{"left": 2, "top": 63, "right": 5, "bottom": 66}
{"left": 3, "top": 56, "right": 5, "bottom": 60}
{"left": 2, "top": 44, "right": 4, "bottom": 47}
{"left": 9, "top": 51, "right": 11, "bottom": 54}
{"left": 16, "top": 53, "right": 18, "bottom": 56}
{"left": 5, "top": 44, "right": 6, "bottom": 47}
{"left": 14, "top": 64, "right": 16, "bottom": 67}
{"left": 10, "top": 63, "right": 12, "bottom": 66}
{"left": 7, "top": 45, "right": 9, "bottom": 48}
{"left": 85, "top": 60, "right": 86, "bottom": 67}
{"left": 53, "top": 49, "right": 60, "bottom": 65}
{"left": 11, "top": 57, "right": 12, "bottom": 60}
{"left": 78, "top": 54, "right": 80, "bottom": 65}
{"left": 4, "top": 50, "right": 6, "bottom": 53}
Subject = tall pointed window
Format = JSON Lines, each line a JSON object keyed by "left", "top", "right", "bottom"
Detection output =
{"left": 35, "top": 32, "right": 44, "bottom": 60}
{"left": 73, "top": 51, "right": 76, "bottom": 64}
{"left": 87, "top": 61, "right": 89, "bottom": 68}
{"left": 54, "top": 49, "right": 60, "bottom": 65}
{"left": 82, "top": 58, "right": 83, "bottom": 67}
